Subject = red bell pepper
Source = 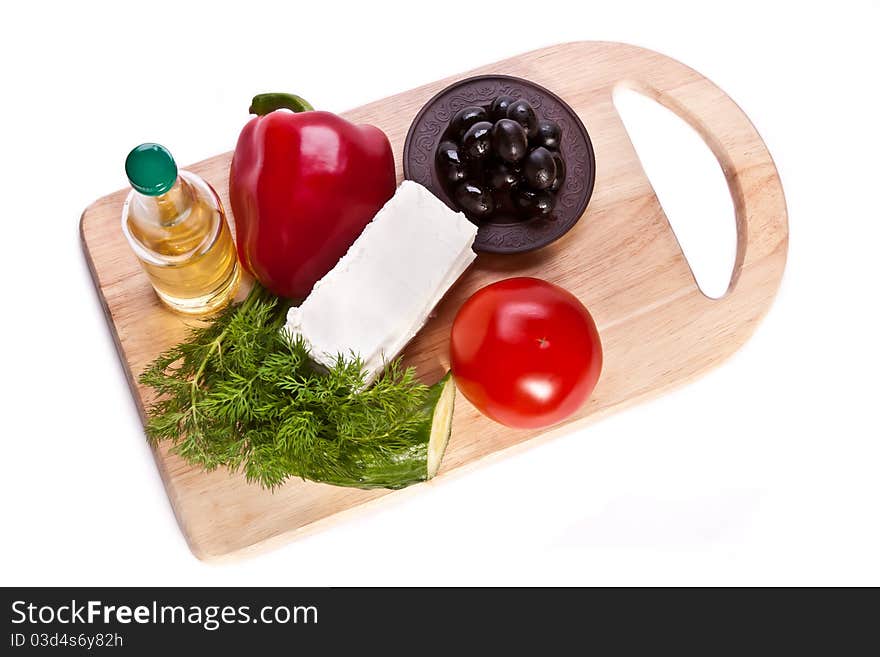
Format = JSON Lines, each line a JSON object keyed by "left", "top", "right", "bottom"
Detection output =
{"left": 229, "top": 93, "right": 396, "bottom": 300}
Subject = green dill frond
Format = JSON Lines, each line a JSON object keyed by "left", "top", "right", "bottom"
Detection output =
{"left": 138, "top": 283, "right": 438, "bottom": 490}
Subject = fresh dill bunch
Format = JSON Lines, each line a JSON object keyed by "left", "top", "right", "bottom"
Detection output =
{"left": 139, "top": 283, "right": 439, "bottom": 490}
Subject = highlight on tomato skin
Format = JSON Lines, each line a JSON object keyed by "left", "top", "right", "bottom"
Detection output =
{"left": 449, "top": 277, "right": 603, "bottom": 429}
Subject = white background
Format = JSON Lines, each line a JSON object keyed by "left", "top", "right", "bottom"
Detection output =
{"left": 1, "top": 1, "right": 878, "bottom": 586}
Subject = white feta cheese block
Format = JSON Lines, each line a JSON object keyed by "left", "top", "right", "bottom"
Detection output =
{"left": 285, "top": 180, "right": 478, "bottom": 384}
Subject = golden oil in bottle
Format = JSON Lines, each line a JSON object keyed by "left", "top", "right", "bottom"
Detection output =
{"left": 122, "top": 143, "right": 240, "bottom": 316}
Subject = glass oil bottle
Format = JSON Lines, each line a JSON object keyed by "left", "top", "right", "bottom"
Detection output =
{"left": 121, "top": 143, "right": 240, "bottom": 316}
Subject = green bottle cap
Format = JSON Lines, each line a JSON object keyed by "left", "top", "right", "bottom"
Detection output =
{"left": 125, "top": 143, "right": 178, "bottom": 196}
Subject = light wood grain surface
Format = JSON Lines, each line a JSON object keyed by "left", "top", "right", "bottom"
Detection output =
{"left": 80, "top": 41, "right": 788, "bottom": 561}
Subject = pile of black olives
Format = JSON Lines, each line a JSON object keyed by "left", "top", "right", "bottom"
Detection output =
{"left": 436, "top": 96, "right": 565, "bottom": 223}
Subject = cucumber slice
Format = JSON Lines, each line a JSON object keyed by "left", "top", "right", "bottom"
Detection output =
{"left": 426, "top": 371, "right": 456, "bottom": 479}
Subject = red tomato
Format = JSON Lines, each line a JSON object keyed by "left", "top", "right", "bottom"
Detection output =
{"left": 450, "top": 277, "right": 602, "bottom": 429}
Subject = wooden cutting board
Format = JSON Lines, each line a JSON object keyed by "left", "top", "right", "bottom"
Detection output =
{"left": 80, "top": 41, "right": 788, "bottom": 561}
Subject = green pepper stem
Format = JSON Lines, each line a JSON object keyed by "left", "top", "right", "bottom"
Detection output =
{"left": 249, "top": 93, "right": 314, "bottom": 116}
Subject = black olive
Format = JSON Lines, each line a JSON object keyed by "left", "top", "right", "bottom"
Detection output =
{"left": 491, "top": 119, "right": 528, "bottom": 164}
{"left": 489, "top": 95, "right": 516, "bottom": 121}
{"left": 461, "top": 121, "right": 494, "bottom": 160}
{"left": 534, "top": 119, "right": 562, "bottom": 150}
{"left": 445, "top": 162, "right": 470, "bottom": 185}
{"left": 514, "top": 189, "right": 535, "bottom": 212}
{"left": 506, "top": 100, "right": 538, "bottom": 139}
{"left": 549, "top": 152, "right": 566, "bottom": 192}
{"left": 435, "top": 141, "right": 467, "bottom": 182}
{"left": 436, "top": 140, "right": 462, "bottom": 166}
{"left": 449, "top": 106, "right": 488, "bottom": 139}
{"left": 436, "top": 140, "right": 470, "bottom": 184}
{"left": 523, "top": 147, "right": 557, "bottom": 190}
{"left": 488, "top": 163, "right": 521, "bottom": 192}
{"left": 455, "top": 181, "right": 495, "bottom": 219}
{"left": 514, "top": 189, "right": 555, "bottom": 218}
{"left": 532, "top": 191, "right": 556, "bottom": 217}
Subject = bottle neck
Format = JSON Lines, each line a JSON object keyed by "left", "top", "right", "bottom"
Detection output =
{"left": 131, "top": 175, "right": 193, "bottom": 227}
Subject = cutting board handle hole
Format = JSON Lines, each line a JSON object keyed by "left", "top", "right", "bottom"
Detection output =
{"left": 613, "top": 87, "right": 737, "bottom": 299}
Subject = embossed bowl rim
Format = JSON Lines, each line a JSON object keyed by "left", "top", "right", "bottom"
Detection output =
{"left": 403, "top": 74, "right": 596, "bottom": 254}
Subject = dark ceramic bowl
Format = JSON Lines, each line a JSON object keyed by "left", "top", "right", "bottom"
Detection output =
{"left": 403, "top": 74, "right": 595, "bottom": 254}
